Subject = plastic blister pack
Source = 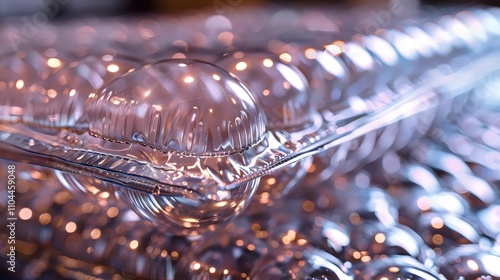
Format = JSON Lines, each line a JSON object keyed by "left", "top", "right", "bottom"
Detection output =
{"left": 1, "top": 7, "right": 500, "bottom": 236}
{"left": 1, "top": 5, "right": 500, "bottom": 279}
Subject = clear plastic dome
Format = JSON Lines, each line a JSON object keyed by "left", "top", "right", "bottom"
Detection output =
{"left": 353, "top": 256, "right": 443, "bottom": 279}
{"left": 86, "top": 59, "right": 268, "bottom": 156}
{"left": 346, "top": 222, "right": 434, "bottom": 266}
{"left": 117, "top": 178, "right": 259, "bottom": 236}
{"left": 216, "top": 51, "right": 314, "bottom": 130}
{"left": 249, "top": 246, "right": 351, "bottom": 279}
{"left": 24, "top": 55, "right": 140, "bottom": 129}
{"left": 0, "top": 51, "right": 60, "bottom": 123}
{"left": 438, "top": 245, "right": 500, "bottom": 279}
{"left": 176, "top": 231, "right": 267, "bottom": 279}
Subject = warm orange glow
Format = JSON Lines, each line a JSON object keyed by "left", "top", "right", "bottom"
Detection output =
{"left": 263, "top": 58, "right": 274, "bottom": 67}
{"left": 431, "top": 217, "right": 444, "bottom": 229}
{"left": 65, "top": 222, "right": 77, "bottom": 233}
{"left": 375, "top": 233, "right": 386, "bottom": 243}
{"left": 90, "top": 228, "right": 101, "bottom": 239}
{"left": 19, "top": 208, "right": 32, "bottom": 220}
{"left": 235, "top": 61, "right": 247, "bottom": 71}
{"left": 279, "top": 53, "right": 292, "bottom": 63}
{"left": 129, "top": 240, "right": 139, "bottom": 249}
{"left": 47, "top": 58, "right": 62, "bottom": 68}
{"left": 15, "top": 80, "right": 24, "bottom": 89}
{"left": 107, "top": 64, "right": 120, "bottom": 73}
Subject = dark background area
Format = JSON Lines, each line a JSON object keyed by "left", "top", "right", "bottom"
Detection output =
{"left": 0, "top": 0, "right": 499, "bottom": 17}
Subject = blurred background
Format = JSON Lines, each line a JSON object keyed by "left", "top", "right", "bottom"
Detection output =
{"left": 1, "top": 0, "right": 500, "bottom": 279}
{"left": 0, "top": 0, "right": 499, "bottom": 17}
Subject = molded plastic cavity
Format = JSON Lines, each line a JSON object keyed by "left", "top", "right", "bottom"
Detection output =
{"left": 25, "top": 55, "right": 140, "bottom": 129}
{"left": 216, "top": 51, "right": 314, "bottom": 130}
{"left": 86, "top": 59, "right": 268, "bottom": 156}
